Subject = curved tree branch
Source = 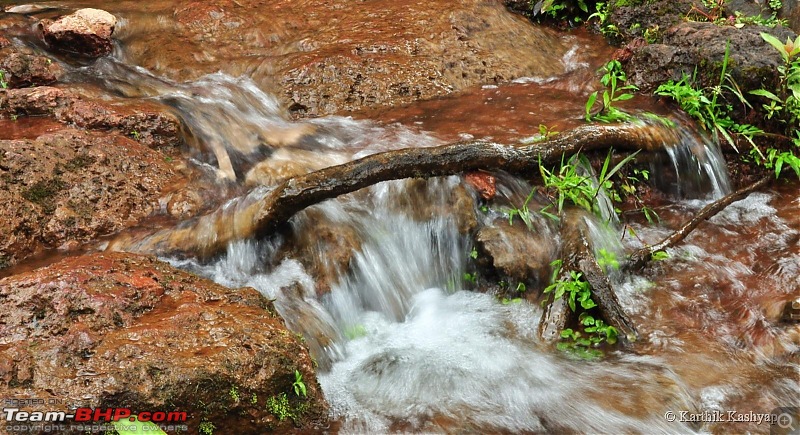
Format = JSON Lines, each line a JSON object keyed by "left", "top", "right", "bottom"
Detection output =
{"left": 108, "top": 123, "right": 680, "bottom": 258}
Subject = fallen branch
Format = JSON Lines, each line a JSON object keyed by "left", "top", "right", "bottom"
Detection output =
{"left": 108, "top": 123, "right": 679, "bottom": 258}
{"left": 538, "top": 208, "right": 637, "bottom": 345}
{"left": 626, "top": 175, "right": 772, "bottom": 270}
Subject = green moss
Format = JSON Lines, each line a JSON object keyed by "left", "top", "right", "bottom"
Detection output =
{"left": 63, "top": 154, "right": 96, "bottom": 172}
{"left": 266, "top": 393, "right": 308, "bottom": 426}
{"left": 22, "top": 177, "right": 65, "bottom": 215}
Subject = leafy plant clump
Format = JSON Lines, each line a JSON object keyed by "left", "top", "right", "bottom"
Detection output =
{"left": 748, "top": 33, "right": 800, "bottom": 178}
{"left": 544, "top": 260, "right": 619, "bottom": 359}
{"left": 585, "top": 60, "right": 638, "bottom": 123}
{"left": 655, "top": 42, "right": 763, "bottom": 153}
{"left": 539, "top": 149, "right": 639, "bottom": 221}
{"left": 686, "top": 0, "right": 787, "bottom": 28}
{"left": 267, "top": 393, "right": 309, "bottom": 426}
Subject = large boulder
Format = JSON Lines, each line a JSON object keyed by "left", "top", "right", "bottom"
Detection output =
{"left": 41, "top": 8, "right": 117, "bottom": 58}
{"left": 0, "top": 128, "right": 176, "bottom": 269}
{"left": 0, "top": 252, "right": 328, "bottom": 433}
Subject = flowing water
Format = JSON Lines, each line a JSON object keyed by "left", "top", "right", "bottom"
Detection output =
{"left": 3, "top": 3, "right": 799, "bottom": 433}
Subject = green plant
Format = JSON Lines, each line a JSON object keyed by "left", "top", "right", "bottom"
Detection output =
{"left": 588, "top": 3, "right": 620, "bottom": 38}
{"left": 545, "top": 260, "right": 618, "bottom": 358}
{"left": 544, "top": 267, "right": 597, "bottom": 312}
{"left": 267, "top": 393, "right": 298, "bottom": 422}
{"left": 643, "top": 25, "right": 660, "bottom": 44}
{"left": 199, "top": 421, "right": 215, "bottom": 435}
{"left": 539, "top": 150, "right": 638, "bottom": 221}
{"left": 293, "top": 370, "right": 307, "bottom": 398}
{"left": 344, "top": 323, "right": 367, "bottom": 339}
{"left": 463, "top": 272, "right": 478, "bottom": 284}
{"left": 534, "top": 0, "right": 589, "bottom": 20}
{"left": 229, "top": 386, "right": 240, "bottom": 402}
{"left": 522, "top": 124, "right": 560, "bottom": 144}
{"left": 596, "top": 248, "right": 619, "bottom": 272}
{"left": 751, "top": 33, "right": 800, "bottom": 129}
{"left": 112, "top": 416, "right": 167, "bottom": 435}
{"left": 130, "top": 130, "right": 141, "bottom": 140}
{"left": 586, "top": 60, "right": 638, "bottom": 123}
{"left": 651, "top": 250, "right": 670, "bottom": 261}
{"left": 469, "top": 247, "right": 478, "bottom": 259}
{"left": 750, "top": 145, "right": 800, "bottom": 178}
{"left": 251, "top": 393, "right": 258, "bottom": 405}
{"left": 655, "top": 43, "right": 762, "bottom": 152}
{"left": 0, "top": 70, "right": 7, "bottom": 89}
{"left": 505, "top": 187, "right": 537, "bottom": 230}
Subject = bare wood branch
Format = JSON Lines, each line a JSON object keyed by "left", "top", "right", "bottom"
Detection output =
{"left": 625, "top": 175, "right": 772, "bottom": 270}
{"left": 109, "top": 123, "right": 679, "bottom": 258}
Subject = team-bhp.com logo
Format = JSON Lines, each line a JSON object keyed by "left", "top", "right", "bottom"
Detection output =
{"left": 4, "top": 407, "right": 187, "bottom": 423}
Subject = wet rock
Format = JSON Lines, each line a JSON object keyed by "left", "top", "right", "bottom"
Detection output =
{"left": 464, "top": 171, "right": 497, "bottom": 200}
{"left": 165, "top": 188, "right": 203, "bottom": 219}
{"left": 0, "top": 86, "right": 181, "bottom": 148}
{"left": 626, "top": 22, "right": 796, "bottom": 93}
{"left": 389, "top": 178, "right": 479, "bottom": 235}
{"left": 0, "top": 252, "right": 328, "bottom": 433}
{"left": 284, "top": 208, "right": 363, "bottom": 296}
{"left": 4, "top": 4, "right": 60, "bottom": 15}
{"left": 0, "top": 128, "right": 175, "bottom": 269}
{"left": 783, "top": 0, "right": 800, "bottom": 32}
{"left": 115, "top": 0, "right": 574, "bottom": 116}
{"left": 244, "top": 148, "right": 345, "bottom": 187}
{"left": 475, "top": 219, "right": 556, "bottom": 286}
{"left": 0, "top": 43, "right": 63, "bottom": 88}
{"left": 41, "top": 8, "right": 117, "bottom": 58}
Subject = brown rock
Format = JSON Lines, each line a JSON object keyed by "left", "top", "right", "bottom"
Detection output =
{"left": 625, "top": 22, "right": 796, "bottom": 93}
{"left": 0, "top": 44, "right": 62, "bottom": 88}
{"left": 283, "top": 208, "right": 363, "bottom": 296}
{"left": 0, "top": 252, "right": 328, "bottom": 433}
{"left": 464, "top": 171, "right": 497, "bottom": 200}
{"left": 475, "top": 219, "right": 557, "bottom": 286}
{"left": 0, "top": 86, "right": 181, "bottom": 148}
{"left": 41, "top": 8, "right": 117, "bottom": 58}
{"left": 0, "top": 128, "right": 176, "bottom": 269}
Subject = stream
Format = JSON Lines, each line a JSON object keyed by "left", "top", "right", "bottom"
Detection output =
{"left": 2, "top": 1, "right": 799, "bottom": 433}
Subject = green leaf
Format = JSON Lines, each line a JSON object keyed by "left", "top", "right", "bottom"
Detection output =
{"left": 585, "top": 91, "right": 598, "bottom": 121}
{"left": 749, "top": 88, "right": 781, "bottom": 102}
{"left": 651, "top": 250, "right": 670, "bottom": 261}
{"left": 761, "top": 32, "right": 790, "bottom": 62}
{"left": 614, "top": 93, "right": 635, "bottom": 101}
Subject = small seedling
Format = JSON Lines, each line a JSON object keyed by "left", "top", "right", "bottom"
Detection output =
{"left": 293, "top": 370, "right": 307, "bottom": 398}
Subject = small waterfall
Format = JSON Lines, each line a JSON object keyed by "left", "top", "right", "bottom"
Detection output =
{"left": 652, "top": 122, "right": 731, "bottom": 200}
